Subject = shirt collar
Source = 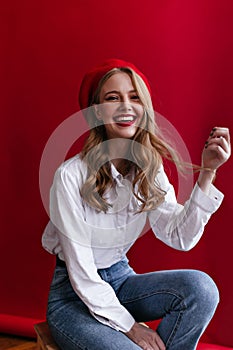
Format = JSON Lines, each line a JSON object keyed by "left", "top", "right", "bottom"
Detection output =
{"left": 110, "top": 162, "right": 134, "bottom": 182}
{"left": 110, "top": 162, "right": 122, "bottom": 181}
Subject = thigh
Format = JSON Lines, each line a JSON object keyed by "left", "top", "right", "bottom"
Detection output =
{"left": 47, "top": 266, "right": 141, "bottom": 350}
{"left": 117, "top": 269, "right": 199, "bottom": 322}
{"left": 48, "top": 298, "right": 142, "bottom": 350}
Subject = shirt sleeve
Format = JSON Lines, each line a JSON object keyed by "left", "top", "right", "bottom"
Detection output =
{"left": 49, "top": 165, "right": 135, "bottom": 333}
{"left": 148, "top": 165, "right": 224, "bottom": 251}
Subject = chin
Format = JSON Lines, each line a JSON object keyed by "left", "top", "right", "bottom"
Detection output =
{"left": 119, "top": 131, "right": 137, "bottom": 139}
{"left": 106, "top": 125, "right": 138, "bottom": 140}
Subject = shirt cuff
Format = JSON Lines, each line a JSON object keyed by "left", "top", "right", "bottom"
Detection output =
{"left": 191, "top": 183, "right": 224, "bottom": 213}
{"left": 109, "top": 310, "right": 135, "bottom": 333}
{"left": 91, "top": 309, "right": 135, "bottom": 333}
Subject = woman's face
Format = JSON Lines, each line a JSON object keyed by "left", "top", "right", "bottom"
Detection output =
{"left": 96, "top": 72, "right": 144, "bottom": 140}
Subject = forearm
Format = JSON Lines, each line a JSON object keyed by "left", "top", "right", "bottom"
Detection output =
{"left": 149, "top": 183, "right": 223, "bottom": 251}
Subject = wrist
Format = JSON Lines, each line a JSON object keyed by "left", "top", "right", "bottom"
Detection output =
{"left": 197, "top": 168, "right": 217, "bottom": 194}
{"left": 201, "top": 168, "right": 217, "bottom": 181}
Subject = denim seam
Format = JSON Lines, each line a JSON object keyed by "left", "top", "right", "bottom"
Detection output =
{"left": 121, "top": 289, "right": 186, "bottom": 305}
{"left": 166, "top": 310, "right": 185, "bottom": 349}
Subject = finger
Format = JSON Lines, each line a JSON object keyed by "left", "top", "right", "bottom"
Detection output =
{"left": 206, "top": 136, "right": 230, "bottom": 154}
{"left": 138, "top": 341, "right": 155, "bottom": 350}
{"left": 154, "top": 332, "right": 166, "bottom": 350}
{"left": 205, "top": 143, "right": 229, "bottom": 163}
{"left": 205, "top": 146, "right": 230, "bottom": 168}
{"left": 209, "top": 127, "right": 230, "bottom": 144}
{"left": 139, "top": 337, "right": 161, "bottom": 350}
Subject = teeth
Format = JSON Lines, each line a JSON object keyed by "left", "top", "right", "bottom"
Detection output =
{"left": 115, "top": 116, "right": 134, "bottom": 122}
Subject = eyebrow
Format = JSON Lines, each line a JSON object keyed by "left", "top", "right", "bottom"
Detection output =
{"left": 104, "top": 89, "right": 137, "bottom": 97}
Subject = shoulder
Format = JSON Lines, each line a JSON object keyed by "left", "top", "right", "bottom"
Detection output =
{"left": 54, "top": 153, "right": 87, "bottom": 186}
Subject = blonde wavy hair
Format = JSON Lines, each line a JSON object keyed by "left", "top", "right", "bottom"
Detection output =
{"left": 80, "top": 67, "right": 182, "bottom": 213}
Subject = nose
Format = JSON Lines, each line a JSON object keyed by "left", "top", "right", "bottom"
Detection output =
{"left": 118, "top": 97, "right": 133, "bottom": 111}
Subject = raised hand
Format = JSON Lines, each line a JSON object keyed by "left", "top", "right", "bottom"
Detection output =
{"left": 198, "top": 127, "right": 231, "bottom": 193}
{"left": 202, "top": 127, "right": 231, "bottom": 171}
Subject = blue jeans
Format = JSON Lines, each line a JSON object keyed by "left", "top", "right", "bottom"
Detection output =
{"left": 47, "top": 257, "right": 219, "bottom": 350}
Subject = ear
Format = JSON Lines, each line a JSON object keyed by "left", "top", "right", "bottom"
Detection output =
{"left": 93, "top": 104, "right": 102, "bottom": 120}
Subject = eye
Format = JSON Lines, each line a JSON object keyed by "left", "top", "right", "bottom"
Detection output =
{"left": 131, "top": 94, "right": 140, "bottom": 101}
{"left": 105, "top": 95, "right": 119, "bottom": 101}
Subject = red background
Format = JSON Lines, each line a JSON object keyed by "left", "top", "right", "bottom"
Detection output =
{"left": 1, "top": 0, "right": 233, "bottom": 347}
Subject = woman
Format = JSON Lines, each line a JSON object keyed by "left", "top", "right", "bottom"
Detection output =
{"left": 42, "top": 59, "right": 231, "bottom": 350}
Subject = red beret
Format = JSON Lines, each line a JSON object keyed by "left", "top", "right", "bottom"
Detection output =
{"left": 78, "top": 58, "right": 151, "bottom": 110}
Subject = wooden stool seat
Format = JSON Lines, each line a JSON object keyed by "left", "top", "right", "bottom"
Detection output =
{"left": 34, "top": 322, "right": 60, "bottom": 350}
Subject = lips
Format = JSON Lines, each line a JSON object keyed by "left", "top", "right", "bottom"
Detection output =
{"left": 113, "top": 114, "right": 137, "bottom": 127}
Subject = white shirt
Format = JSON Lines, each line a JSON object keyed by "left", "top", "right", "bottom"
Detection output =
{"left": 42, "top": 154, "right": 224, "bottom": 333}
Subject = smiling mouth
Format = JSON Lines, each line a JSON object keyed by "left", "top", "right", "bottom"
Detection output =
{"left": 113, "top": 114, "right": 137, "bottom": 127}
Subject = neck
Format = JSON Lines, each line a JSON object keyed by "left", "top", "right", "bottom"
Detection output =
{"left": 107, "top": 138, "right": 131, "bottom": 170}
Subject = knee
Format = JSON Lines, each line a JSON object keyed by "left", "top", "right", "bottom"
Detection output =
{"left": 188, "top": 270, "right": 219, "bottom": 317}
